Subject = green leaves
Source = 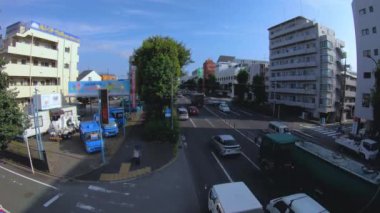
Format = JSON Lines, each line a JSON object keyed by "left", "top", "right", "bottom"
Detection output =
{"left": 133, "top": 36, "right": 191, "bottom": 118}
{"left": 0, "top": 58, "right": 25, "bottom": 149}
{"left": 252, "top": 74, "right": 267, "bottom": 105}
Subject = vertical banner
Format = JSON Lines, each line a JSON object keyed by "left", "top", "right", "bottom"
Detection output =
{"left": 100, "top": 89, "right": 109, "bottom": 124}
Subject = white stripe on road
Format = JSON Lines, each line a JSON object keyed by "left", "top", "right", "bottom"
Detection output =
{"left": 292, "top": 129, "right": 315, "bottom": 139}
{"left": 43, "top": 193, "right": 63, "bottom": 207}
{"left": 230, "top": 110, "right": 240, "bottom": 116}
{"left": 204, "top": 106, "right": 258, "bottom": 147}
{"left": 76, "top": 202, "right": 98, "bottom": 212}
{"left": 239, "top": 110, "right": 253, "bottom": 116}
{"left": 0, "top": 165, "right": 58, "bottom": 190}
{"left": 189, "top": 118, "right": 197, "bottom": 128}
{"left": 205, "top": 118, "right": 215, "bottom": 128}
{"left": 241, "top": 152, "right": 261, "bottom": 171}
{"left": 211, "top": 152, "right": 233, "bottom": 183}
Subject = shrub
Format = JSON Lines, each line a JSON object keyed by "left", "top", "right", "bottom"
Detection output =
{"left": 143, "top": 116, "right": 179, "bottom": 143}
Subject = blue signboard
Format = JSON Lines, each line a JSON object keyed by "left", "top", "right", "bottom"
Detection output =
{"left": 28, "top": 21, "right": 80, "bottom": 43}
{"left": 165, "top": 108, "right": 171, "bottom": 118}
{"left": 68, "top": 80, "right": 130, "bottom": 97}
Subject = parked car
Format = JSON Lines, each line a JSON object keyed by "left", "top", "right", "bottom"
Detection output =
{"left": 219, "top": 103, "right": 231, "bottom": 113}
{"left": 177, "top": 107, "right": 189, "bottom": 120}
{"left": 209, "top": 182, "right": 264, "bottom": 213}
{"left": 266, "top": 193, "right": 329, "bottom": 213}
{"left": 188, "top": 106, "right": 199, "bottom": 116}
{"left": 211, "top": 135, "right": 241, "bottom": 156}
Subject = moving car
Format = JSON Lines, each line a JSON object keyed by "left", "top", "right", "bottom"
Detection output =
{"left": 266, "top": 193, "right": 329, "bottom": 213}
{"left": 187, "top": 106, "right": 199, "bottom": 116}
{"left": 177, "top": 107, "right": 189, "bottom": 120}
{"left": 208, "top": 182, "right": 264, "bottom": 213}
{"left": 219, "top": 103, "right": 230, "bottom": 113}
{"left": 211, "top": 134, "right": 241, "bottom": 156}
{"left": 268, "top": 121, "right": 290, "bottom": 134}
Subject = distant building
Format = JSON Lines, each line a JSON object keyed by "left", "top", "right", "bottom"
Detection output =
{"left": 215, "top": 55, "right": 268, "bottom": 97}
{"left": 352, "top": 0, "right": 379, "bottom": 129}
{"left": 268, "top": 16, "right": 346, "bottom": 120}
{"left": 100, "top": 74, "right": 117, "bottom": 81}
{"left": 0, "top": 21, "right": 80, "bottom": 108}
{"left": 77, "top": 70, "right": 101, "bottom": 81}
{"left": 341, "top": 68, "right": 357, "bottom": 121}
{"left": 203, "top": 59, "right": 216, "bottom": 79}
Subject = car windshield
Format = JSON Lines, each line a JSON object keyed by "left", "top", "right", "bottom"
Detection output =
{"left": 222, "top": 139, "right": 237, "bottom": 145}
{"left": 179, "top": 110, "right": 187, "bottom": 115}
{"left": 220, "top": 104, "right": 228, "bottom": 108}
{"left": 367, "top": 142, "right": 379, "bottom": 151}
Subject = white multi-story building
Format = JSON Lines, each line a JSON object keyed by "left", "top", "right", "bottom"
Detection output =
{"left": 268, "top": 16, "right": 346, "bottom": 120}
{"left": 342, "top": 68, "right": 357, "bottom": 120}
{"left": 352, "top": 0, "right": 379, "bottom": 127}
{"left": 0, "top": 21, "right": 80, "bottom": 109}
{"left": 215, "top": 55, "right": 268, "bottom": 97}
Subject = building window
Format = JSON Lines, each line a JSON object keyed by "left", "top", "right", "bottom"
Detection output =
{"left": 373, "top": 27, "right": 377, "bottom": 34}
{"left": 51, "top": 44, "right": 57, "bottom": 50}
{"left": 362, "top": 28, "right": 369, "bottom": 36}
{"left": 34, "top": 40, "right": 39, "bottom": 46}
{"left": 11, "top": 58, "right": 17, "bottom": 64}
{"left": 64, "top": 63, "right": 70, "bottom": 69}
{"left": 42, "top": 62, "right": 49, "bottom": 67}
{"left": 362, "top": 93, "right": 370, "bottom": 107}
{"left": 375, "top": 49, "right": 379, "bottom": 56}
{"left": 33, "top": 59, "right": 38, "bottom": 66}
{"left": 65, "top": 47, "right": 70, "bottom": 53}
{"left": 21, "top": 59, "right": 27, "bottom": 64}
{"left": 51, "top": 62, "right": 56, "bottom": 67}
{"left": 359, "top": 8, "right": 367, "bottom": 15}
{"left": 363, "top": 50, "right": 371, "bottom": 57}
{"left": 364, "top": 72, "right": 371, "bottom": 79}
{"left": 369, "top": 6, "right": 374, "bottom": 12}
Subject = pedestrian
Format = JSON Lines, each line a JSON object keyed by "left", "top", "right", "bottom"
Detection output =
{"left": 133, "top": 145, "right": 141, "bottom": 166}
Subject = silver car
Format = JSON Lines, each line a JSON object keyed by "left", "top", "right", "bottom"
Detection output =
{"left": 211, "top": 135, "right": 241, "bottom": 156}
{"left": 177, "top": 107, "right": 189, "bottom": 120}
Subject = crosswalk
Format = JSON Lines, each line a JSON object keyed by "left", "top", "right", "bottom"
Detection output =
{"left": 300, "top": 124, "right": 352, "bottom": 138}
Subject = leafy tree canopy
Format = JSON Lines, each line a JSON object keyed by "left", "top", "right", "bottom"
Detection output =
{"left": 252, "top": 74, "right": 267, "bottom": 104}
{"left": 237, "top": 69, "right": 249, "bottom": 84}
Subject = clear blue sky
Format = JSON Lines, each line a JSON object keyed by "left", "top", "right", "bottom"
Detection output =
{"left": 1, "top": 0, "right": 355, "bottom": 78}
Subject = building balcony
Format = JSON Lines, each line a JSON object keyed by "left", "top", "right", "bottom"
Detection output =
{"left": 268, "top": 98, "right": 316, "bottom": 109}
{"left": 270, "top": 34, "right": 317, "bottom": 49}
{"left": 345, "top": 79, "right": 356, "bottom": 87}
{"left": 6, "top": 42, "right": 58, "bottom": 61}
{"left": 5, "top": 63, "right": 59, "bottom": 78}
{"left": 270, "top": 21, "right": 315, "bottom": 39}
{"left": 345, "top": 90, "right": 356, "bottom": 98}
{"left": 8, "top": 85, "right": 60, "bottom": 98}
{"left": 270, "top": 47, "right": 317, "bottom": 60}
{"left": 269, "top": 75, "right": 317, "bottom": 81}
{"left": 270, "top": 61, "right": 317, "bottom": 71}
{"left": 272, "top": 88, "right": 316, "bottom": 94}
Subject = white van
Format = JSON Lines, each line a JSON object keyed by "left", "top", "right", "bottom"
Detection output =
{"left": 24, "top": 110, "right": 51, "bottom": 138}
{"left": 266, "top": 193, "right": 329, "bottom": 213}
{"left": 208, "top": 182, "right": 264, "bottom": 213}
{"left": 268, "top": 121, "right": 290, "bottom": 134}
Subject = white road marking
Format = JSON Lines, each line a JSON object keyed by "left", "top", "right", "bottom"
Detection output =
{"left": 88, "top": 185, "right": 130, "bottom": 195}
{"left": 239, "top": 110, "right": 253, "bottom": 116}
{"left": 205, "top": 118, "right": 215, "bottom": 128}
{"left": 211, "top": 151, "right": 233, "bottom": 183}
{"left": 75, "top": 202, "right": 99, "bottom": 212}
{"left": 43, "top": 193, "right": 63, "bottom": 207}
{"left": 189, "top": 118, "right": 197, "bottom": 128}
{"left": 292, "top": 129, "right": 315, "bottom": 139}
{"left": 204, "top": 106, "right": 258, "bottom": 147}
{"left": 230, "top": 110, "right": 240, "bottom": 116}
{"left": 241, "top": 152, "right": 261, "bottom": 171}
{"left": 0, "top": 165, "right": 58, "bottom": 190}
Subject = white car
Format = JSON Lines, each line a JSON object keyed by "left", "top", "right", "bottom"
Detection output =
{"left": 211, "top": 135, "right": 241, "bottom": 156}
{"left": 177, "top": 107, "right": 189, "bottom": 120}
{"left": 219, "top": 103, "right": 230, "bottom": 113}
{"left": 266, "top": 193, "right": 329, "bottom": 213}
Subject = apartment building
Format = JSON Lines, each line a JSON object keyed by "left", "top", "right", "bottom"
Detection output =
{"left": 342, "top": 68, "right": 357, "bottom": 120}
{"left": 352, "top": 0, "right": 379, "bottom": 128}
{"left": 215, "top": 55, "right": 268, "bottom": 97}
{"left": 268, "top": 16, "right": 346, "bottom": 120}
{"left": 0, "top": 21, "right": 80, "bottom": 109}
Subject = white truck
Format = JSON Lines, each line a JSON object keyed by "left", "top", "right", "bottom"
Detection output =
{"left": 334, "top": 137, "right": 379, "bottom": 160}
{"left": 48, "top": 106, "right": 80, "bottom": 139}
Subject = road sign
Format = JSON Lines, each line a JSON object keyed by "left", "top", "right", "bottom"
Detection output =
{"left": 165, "top": 108, "right": 171, "bottom": 118}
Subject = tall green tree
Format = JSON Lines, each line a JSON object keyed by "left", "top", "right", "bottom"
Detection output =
{"left": 133, "top": 36, "right": 191, "bottom": 118}
{"left": 205, "top": 74, "right": 217, "bottom": 94}
{"left": 252, "top": 74, "right": 267, "bottom": 104}
{"left": 236, "top": 69, "right": 249, "bottom": 102}
{"left": 0, "top": 58, "right": 25, "bottom": 150}
{"left": 371, "top": 62, "right": 380, "bottom": 135}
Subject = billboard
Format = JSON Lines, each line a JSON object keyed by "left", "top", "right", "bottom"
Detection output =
{"left": 68, "top": 80, "right": 130, "bottom": 97}
{"left": 28, "top": 21, "right": 80, "bottom": 43}
{"left": 35, "top": 93, "right": 62, "bottom": 110}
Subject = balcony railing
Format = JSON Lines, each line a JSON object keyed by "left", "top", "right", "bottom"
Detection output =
{"left": 6, "top": 42, "right": 58, "bottom": 61}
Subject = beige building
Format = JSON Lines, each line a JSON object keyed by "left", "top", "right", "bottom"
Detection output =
{"left": 0, "top": 21, "right": 80, "bottom": 109}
